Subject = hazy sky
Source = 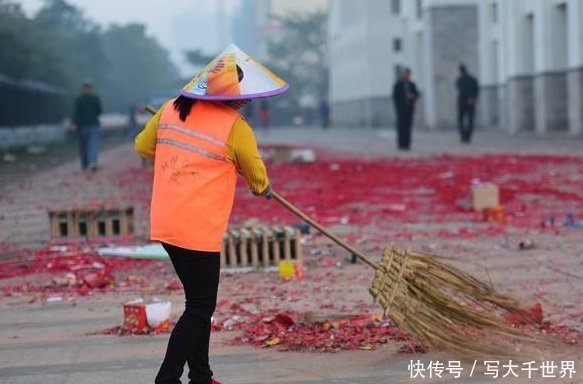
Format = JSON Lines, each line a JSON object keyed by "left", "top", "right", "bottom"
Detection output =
{"left": 17, "top": 0, "right": 240, "bottom": 75}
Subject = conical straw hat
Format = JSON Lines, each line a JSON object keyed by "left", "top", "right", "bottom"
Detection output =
{"left": 181, "top": 44, "right": 288, "bottom": 100}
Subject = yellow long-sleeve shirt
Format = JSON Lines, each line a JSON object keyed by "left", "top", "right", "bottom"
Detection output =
{"left": 134, "top": 103, "right": 269, "bottom": 194}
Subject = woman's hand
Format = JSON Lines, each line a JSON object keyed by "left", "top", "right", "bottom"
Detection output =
{"left": 254, "top": 184, "right": 273, "bottom": 199}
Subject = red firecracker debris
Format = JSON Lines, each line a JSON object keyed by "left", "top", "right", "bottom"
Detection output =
{"left": 506, "top": 303, "right": 544, "bottom": 325}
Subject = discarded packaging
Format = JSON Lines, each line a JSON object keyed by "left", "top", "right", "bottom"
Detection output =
{"left": 123, "top": 299, "right": 148, "bottom": 331}
{"left": 123, "top": 298, "right": 171, "bottom": 332}
{"left": 519, "top": 239, "right": 536, "bottom": 250}
{"left": 278, "top": 260, "right": 304, "bottom": 280}
{"left": 564, "top": 213, "right": 583, "bottom": 228}
{"left": 291, "top": 148, "right": 316, "bottom": 164}
{"left": 46, "top": 296, "right": 63, "bottom": 303}
{"left": 268, "top": 146, "right": 317, "bottom": 164}
{"left": 483, "top": 205, "right": 505, "bottom": 223}
{"left": 98, "top": 243, "right": 169, "bottom": 260}
{"left": 145, "top": 300, "right": 172, "bottom": 328}
{"left": 471, "top": 182, "right": 499, "bottom": 211}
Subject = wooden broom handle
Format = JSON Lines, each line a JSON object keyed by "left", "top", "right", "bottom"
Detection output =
{"left": 145, "top": 105, "right": 157, "bottom": 115}
{"left": 272, "top": 191, "right": 380, "bottom": 270}
{"left": 143, "top": 106, "right": 379, "bottom": 270}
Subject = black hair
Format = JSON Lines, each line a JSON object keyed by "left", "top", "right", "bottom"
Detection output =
{"left": 236, "top": 64, "right": 244, "bottom": 82}
{"left": 173, "top": 64, "right": 245, "bottom": 122}
{"left": 173, "top": 96, "right": 196, "bottom": 122}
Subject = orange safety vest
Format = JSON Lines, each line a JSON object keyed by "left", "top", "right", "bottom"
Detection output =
{"left": 150, "top": 100, "right": 239, "bottom": 251}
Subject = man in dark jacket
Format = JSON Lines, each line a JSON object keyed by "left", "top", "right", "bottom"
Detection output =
{"left": 393, "top": 68, "right": 419, "bottom": 150}
{"left": 456, "top": 65, "right": 479, "bottom": 143}
{"left": 71, "top": 81, "right": 102, "bottom": 171}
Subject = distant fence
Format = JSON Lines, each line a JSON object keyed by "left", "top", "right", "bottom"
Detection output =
{"left": 0, "top": 74, "right": 66, "bottom": 127}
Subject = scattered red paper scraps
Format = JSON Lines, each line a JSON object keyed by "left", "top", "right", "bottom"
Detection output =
{"left": 537, "top": 324, "right": 583, "bottom": 346}
{"left": 165, "top": 280, "right": 182, "bottom": 291}
{"left": 90, "top": 322, "right": 173, "bottom": 336}
{"left": 505, "top": 303, "right": 544, "bottom": 325}
{"left": 227, "top": 152, "right": 583, "bottom": 232}
{"left": 504, "top": 303, "right": 583, "bottom": 346}
{"left": 398, "top": 342, "right": 428, "bottom": 354}
{"left": 230, "top": 312, "right": 415, "bottom": 353}
{"left": 0, "top": 245, "right": 171, "bottom": 296}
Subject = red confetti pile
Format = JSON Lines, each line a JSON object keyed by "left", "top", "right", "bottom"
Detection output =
{"left": 100, "top": 151, "right": 583, "bottom": 238}
{"left": 227, "top": 153, "right": 583, "bottom": 232}
{"left": 236, "top": 312, "right": 415, "bottom": 353}
{"left": 91, "top": 322, "right": 173, "bottom": 336}
{"left": 210, "top": 303, "right": 418, "bottom": 353}
{"left": 505, "top": 303, "right": 544, "bottom": 325}
{"left": 0, "top": 246, "right": 170, "bottom": 296}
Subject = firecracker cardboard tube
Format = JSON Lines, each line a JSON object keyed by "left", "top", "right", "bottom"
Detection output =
{"left": 278, "top": 260, "right": 304, "bottom": 280}
{"left": 483, "top": 205, "right": 506, "bottom": 223}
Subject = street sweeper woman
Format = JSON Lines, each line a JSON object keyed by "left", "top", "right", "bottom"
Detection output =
{"left": 134, "top": 44, "right": 288, "bottom": 384}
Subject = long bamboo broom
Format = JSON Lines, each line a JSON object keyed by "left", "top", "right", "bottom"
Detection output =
{"left": 143, "top": 105, "right": 544, "bottom": 357}
{"left": 272, "top": 192, "right": 548, "bottom": 357}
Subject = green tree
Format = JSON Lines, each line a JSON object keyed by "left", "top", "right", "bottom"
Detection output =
{"left": 0, "top": 0, "right": 180, "bottom": 113}
{"left": 0, "top": 1, "right": 58, "bottom": 81}
{"left": 100, "top": 23, "right": 179, "bottom": 111}
{"left": 34, "top": 0, "right": 105, "bottom": 99}
{"left": 267, "top": 10, "right": 329, "bottom": 112}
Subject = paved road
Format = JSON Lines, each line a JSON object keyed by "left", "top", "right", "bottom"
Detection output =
{"left": 4, "top": 298, "right": 573, "bottom": 384}
{"left": 259, "top": 127, "right": 583, "bottom": 158}
{"left": 1, "top": 127, "right": 581, "bottom": 383}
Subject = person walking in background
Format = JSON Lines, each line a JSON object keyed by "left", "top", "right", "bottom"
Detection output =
{"left": 392, "top": 68, "right": 419, "bottom": 151}
{"left": 456, "top": 64, "right": 479, "bottom": 143}
{"left": 71, "top": 80, "right": 102, "bottom": 171}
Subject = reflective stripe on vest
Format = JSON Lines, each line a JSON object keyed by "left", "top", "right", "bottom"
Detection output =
{"left": 150, "top": 100, "right": 239, "bottom": 252}
{"left": 158, "top": 124, "right": 227, "bottom": 148}
{"left": 156, "top": 138, "right": 226, "bottom": 162}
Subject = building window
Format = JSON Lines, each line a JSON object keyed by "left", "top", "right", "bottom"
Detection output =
{"left": 491, "top": 2, "right": 498, "bottom": 24}
{"left": 393, "top": 38, "right": 402, "bottom": 52}
{"left": 416, "top": 0, "right": 423, "bottom": 19}
{"left": 391, "top": 0, "right": 401, "bottom": 15}
{"left": 554, "top": 3, "right": 568, "bottom": 69}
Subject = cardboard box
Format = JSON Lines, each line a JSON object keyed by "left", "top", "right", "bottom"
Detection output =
{"left": 123, "top": 300, "right": 148, "bottom": 332}
{"left": 123, "top": 299, "right": 171, "bottom": 332}
{"left": 471, "top": 183, "right": 499, "bottom": 211}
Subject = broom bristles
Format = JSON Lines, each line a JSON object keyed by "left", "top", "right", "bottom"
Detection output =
{"left": 369, "top": 245, "right": 552, "bottom": 358}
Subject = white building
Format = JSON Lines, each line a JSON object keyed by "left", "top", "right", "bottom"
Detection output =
{"left": 328, "top": 1, "right": 398, "bottom": 127}
{"left": 329, "top": 0, "right": 479, "bottom": 129}
{"left": 478, "top": 0, "right": 583, "bottom": 135}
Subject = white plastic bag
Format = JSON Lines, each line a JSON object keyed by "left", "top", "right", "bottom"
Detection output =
{"left": 145, "top": 299, "right": 171, "bottom": 328}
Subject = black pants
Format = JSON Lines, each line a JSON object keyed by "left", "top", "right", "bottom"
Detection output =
{"left": 396, "top": 109, "right": 414, "bottom": 150}
{"left": 155, "top": 243, "right": 220, "bottom": 384}
{"left": 458, "top": 103, "right": 475, "bottom": 143}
